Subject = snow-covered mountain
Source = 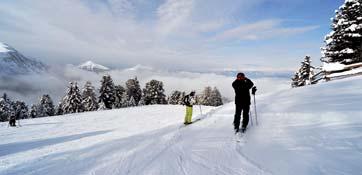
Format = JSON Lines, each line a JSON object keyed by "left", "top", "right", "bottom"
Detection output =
{"left": 0, "top": 76, "right": 361, "bottom": 175}
{"left": 0, "top": 42, "right": 47, "bottom": 75}
{"left": 78, "top": 61, "right": 110, "bottom": 73}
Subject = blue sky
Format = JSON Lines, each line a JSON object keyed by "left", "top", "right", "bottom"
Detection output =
{"left": 0, "top": 0, "right": 344, "bottom": 71}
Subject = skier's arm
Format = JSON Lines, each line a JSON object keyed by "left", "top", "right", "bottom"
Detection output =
{"left": 246, "top": 78, "right": 254, "bottom": 89}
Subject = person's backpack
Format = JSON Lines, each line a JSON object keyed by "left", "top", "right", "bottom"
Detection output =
{"left": 182, "top": 95, "right": 190, "bottom": 106}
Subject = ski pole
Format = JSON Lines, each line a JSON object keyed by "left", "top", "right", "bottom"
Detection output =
{"left": 199, "top": 105, "right": 203, "bottom": 116}
{"left": 249, "top": 111, "right": 253, "bottom": 126}
{"left": 253, "top": 94, "right": 258, "bottom": 125}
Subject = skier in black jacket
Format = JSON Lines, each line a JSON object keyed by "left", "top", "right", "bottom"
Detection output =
{"left": 232, "top": 72, "right": 256, "bottom": 133}
{"left": 8, "top": 111, "right": 16, "bottom": 127}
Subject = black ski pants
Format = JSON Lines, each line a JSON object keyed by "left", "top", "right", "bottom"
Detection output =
{"left": 9, "top": 119, "right": 16, "bottom": 127}
{"left": 234, "top": 104, "right": 250, "bottom": 130}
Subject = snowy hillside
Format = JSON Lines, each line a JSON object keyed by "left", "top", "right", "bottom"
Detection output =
{"left": 78, "top": 61, "right": 110, "bottom": 73}
{"left": 1, "top": 77, "right": 362, "bottom": 175}
{"left": 0, "top": 42, "right": 46, "bottom": 75}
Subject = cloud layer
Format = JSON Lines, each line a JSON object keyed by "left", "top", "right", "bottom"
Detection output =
{"left": 0, "top": 65, "right": 290, "bottom": 105}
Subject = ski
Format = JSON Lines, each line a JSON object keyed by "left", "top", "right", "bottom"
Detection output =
{"left": 184, "top": 118, "right": 201, "bottom": 125}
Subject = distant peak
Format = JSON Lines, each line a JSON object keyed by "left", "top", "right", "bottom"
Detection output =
{"left": 78, "top": 60, "right": 110, "bottom": 72}
{"left": 0, "top": 42, "right": 10, "bottom": 53}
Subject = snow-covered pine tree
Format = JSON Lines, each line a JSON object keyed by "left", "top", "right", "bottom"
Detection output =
{"left": 168, "top": 90, "right": 182, "bottom": 105}
{"left": 14, "top": 101, "right": 28, "bottom": 119}
{"left": 0, "top": 93, "right": 12, "bottom": 122}
{"left": 210, "top": 87, "right": 223, "bottom": 106}
{"left": 99, "top": 75, "right": 116, "bottom": 109}
{"left": 82, "top": 81, "right": 99, "bottom": 111}
{"left": 114, "top": 85, "right": 126, "bottom": 108}
{"left": 125, "top": 77, "right": 142, "bottom": 106}
{"left": 55, "top": 103, "right": 63, "bottom": 116}
{"left": 321, "top": 0, "right": 362, "bottom": 64}
{"left": 37, "top": 94, "right": 55, "bottom": 117}
{"left": 29, "top": 104, "right": 38, "bottom": 118}
{"left": 199, "top": 86, "right": 213, "bottom": 106}
{"left": 61, "top": 82, "right": 83, "bottom": 114}
{"left": 291, "top": 72, "right": 300, "bottom": 88}
{"left": 179, "top": 92, "right": 186, "bottom": 105}
{"left": 142, "top": 79, "right": 167, "bottom": 105}
{"left": 295, "top": 56, "right": 315, "bottom": 86}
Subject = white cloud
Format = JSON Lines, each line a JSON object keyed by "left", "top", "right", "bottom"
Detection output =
{"left": 214, "top": 19, "right": 319, "bottom": 41}
{"left": 156, "top": 0, "right": 194, "bottom": 35}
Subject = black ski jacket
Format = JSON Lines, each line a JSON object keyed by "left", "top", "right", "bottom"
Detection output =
{"left": 183, "top": 95, "right": 195, "bottom": 107}
{"left": 232, "top": 78, "right": 254, "bottom": 105}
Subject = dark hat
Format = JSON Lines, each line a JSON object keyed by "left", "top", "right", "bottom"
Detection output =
{"left": 237, "top": 72, "right": 245, "bottom": 78}
{"left": 190, "top": 91, "right": 195, "bottom": 96}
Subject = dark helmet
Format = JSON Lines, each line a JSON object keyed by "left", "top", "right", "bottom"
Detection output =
{"left": 190, "top": 91, "right": 196, "bottom": 96}
{"left": 236, "top": 72, "right": 245, "bottom": 79}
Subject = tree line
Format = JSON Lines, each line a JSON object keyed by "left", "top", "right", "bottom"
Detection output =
{"left": 0, "top": 75, "right": 223, "bottom": 122}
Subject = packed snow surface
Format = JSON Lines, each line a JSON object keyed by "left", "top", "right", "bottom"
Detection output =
{"left": 1, "top": 76, "right": 362, "bottom": 175}
{"left": 0, "top": 42, "right": 10, "bottom": 53}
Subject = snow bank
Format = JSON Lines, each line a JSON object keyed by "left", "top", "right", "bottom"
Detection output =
{"left": 322, "top": 62, "right": 346, "bottom": 71}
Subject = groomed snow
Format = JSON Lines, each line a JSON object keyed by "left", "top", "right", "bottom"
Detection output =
{"left": 1, "top": 76, "right": 362, "bottom": 175}
{"left": 0, "top": 42, "right": 10, "bottom": 53}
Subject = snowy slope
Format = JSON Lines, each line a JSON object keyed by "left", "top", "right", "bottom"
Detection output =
{"left": 0, "top": 76, "right": 362, "bottom": 175}
{"left": 78, "top": 61, "right": 110, "bottom": 73}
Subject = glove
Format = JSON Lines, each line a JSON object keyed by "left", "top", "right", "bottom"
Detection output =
{"left": 252, "top": 86, "right": 257, "bottom": 95}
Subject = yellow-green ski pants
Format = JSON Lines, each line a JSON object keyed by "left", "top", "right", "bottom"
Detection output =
{"left": 184, "top": 106, "right": 193, "bottom": 123}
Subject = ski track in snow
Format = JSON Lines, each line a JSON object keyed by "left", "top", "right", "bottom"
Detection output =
{"left": 0, "top": 105, "right": 267, "bottom": 175}
{"left": 1, "top": 76, "right": 362, "bottom": 175}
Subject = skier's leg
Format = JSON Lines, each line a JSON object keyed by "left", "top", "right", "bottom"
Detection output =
{"left": 242, "top": 105, "right": 250, "bottom": 129}
{"left": 184, "top": 107, "right": 189, "bottom": 123}
{"left": 234, "top": 104, "right": 242, "bottom": 132}
{"left": 187, "top": 107, "right": 193, "bottom": 123}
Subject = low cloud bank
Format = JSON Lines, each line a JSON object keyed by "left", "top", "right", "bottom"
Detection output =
{"left": 0, "top": 65, "right": 291, "bottom": 105}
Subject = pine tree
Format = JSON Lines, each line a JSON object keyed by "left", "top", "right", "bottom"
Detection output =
{"left": 291, "top": 72, "right": 300, "bottom": 88}
{"left": 55, "top": 103, "right": 63, "bottom": 116}
{"left": 61, "top": 82, "right": 83, "bottom": 114}
{"left": 143, "top": 79, "right": 167, "bottom": 105}
{"left": 37, "top": 94, "right": 55, "bottom": 117}
{"left": 199, "top": 86, "right": 213, "bottom": 106}
{"left": 125, "top": 77, "right": 142, "bottom": 106}
{"left": 321, "top": 0, "right": 362, "bottom": 64}
{"left": 14, "top": 101, "right": 28, "bottom": 119}
{"left": 99, "top": 75, "right": 116, "bottom": 109}
{"left": 0, "top": 93, "right": 12, "bottom": 122}
{"left": 168, "top": 90, "right": 182, "bottom": 105}
{"left": 114, "top": 85, "right": 126, "bottom": 108}
{"left": 179, "top": 92, "right": 186, "bottom": 105}
{"left": 295, "top": 56, "right": 315, "bottom": 86}
{"left": 29, "top": 104, "right": 38, "bottom": 118}
{"left": 210, "top": 87, "right": 223, "bottom": 106}
{"left": 82, "top": 81, "right": 99, "bottom": 111}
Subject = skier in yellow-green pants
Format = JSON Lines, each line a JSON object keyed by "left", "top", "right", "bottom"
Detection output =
{"left": 183, "top": 91, "right": 196, "bottom": 125}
